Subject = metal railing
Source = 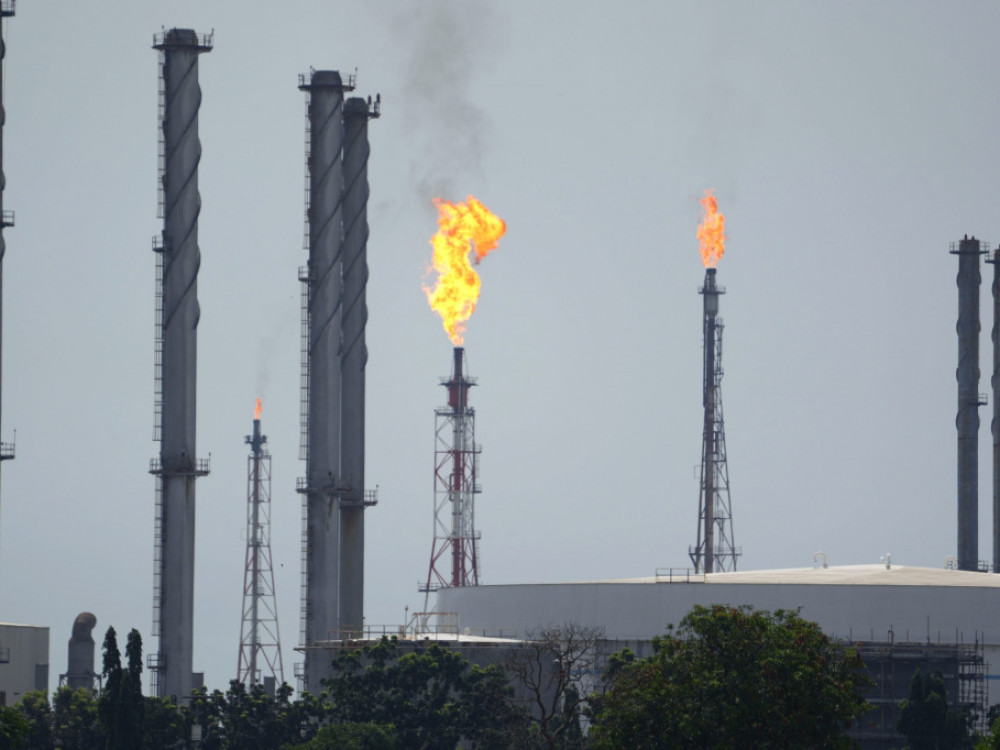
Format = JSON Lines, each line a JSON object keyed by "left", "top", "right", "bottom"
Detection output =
{"left": 654, "top": 567, "right": 701, "bottom": 583}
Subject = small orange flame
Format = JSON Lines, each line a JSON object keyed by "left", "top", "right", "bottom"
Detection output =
{"left": 423, "top": 196, "right": 506, "bottom": 345}
{"left": 697, "top": 190, "right": 726, "bottom": 268}
{"left": 254, "top": 398, "right": 262, "bottom": 421}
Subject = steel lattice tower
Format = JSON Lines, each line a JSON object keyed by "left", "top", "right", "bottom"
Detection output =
{"left": 690, "top": 268, "right": 739, "bottom": 573}
{"left": 237, "top": 403, "right": 285, "bottom": 688}
{"left": 422, "top": 347, "right": 481, "bottom": 597}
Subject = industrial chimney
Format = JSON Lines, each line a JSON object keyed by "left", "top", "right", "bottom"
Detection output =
{"left": 991, "top": 247, "right": 1000, "bottom": 573}
{"left": 64, "top": 612, "right": 97, "bottom": 691}
{"left": 297, "top": 71, "right": 379, "bottom": 694}
{"left": 298, "top": 69, "right": 348, "bottom": 695}
{"left": 339, "top": 95, "right": 380, "bottom": 636}
{"left": 952, "top": 235, "right": 987, "bottom": 572}
{"left": 0, "top": 1, "right": 16, "bottom": 582}
{"left": 149, "top": 27, "right": 213, "bottom": 700}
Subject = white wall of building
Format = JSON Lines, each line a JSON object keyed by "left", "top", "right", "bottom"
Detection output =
{"left": 0, "top": 623, "right": 49, "bottom": 705}
{"left": 437, "top": 565, "right": 1000, "bottom": 678}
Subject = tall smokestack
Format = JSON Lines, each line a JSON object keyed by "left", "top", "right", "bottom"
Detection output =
{"left": 986, "top": 245, "right": 1000, "bottom": 574}
{"left": 0, "top": 1, "right": 16, "bottom": 584}
{"left": 65, "top": 612, "right": 97, "bottom": 691}
{"left": 339, "top": 95, "right": 379, "bottom": 636}
{"left": 953, "top": 235, "right": 986, "bottom": 572}
{"left": 150, "top": 28, "right": 212, "bottom": 700}
{"left": 299, "top": 69, "right": 349, "bottom": 694}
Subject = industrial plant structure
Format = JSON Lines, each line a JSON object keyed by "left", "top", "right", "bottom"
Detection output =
{"left": 431, "top": 231, "right": 1000, "bottom": 748}
{"left": 986, "top": 245, "right": 1000, "bottom": 573}
{"left": 689, "top": 266, "right": 738, "bottom": 573}
{"left": 148, "top": 27, "right": 213, "bottom": 700}
{"left": 437, "top": 564, "right": 994, "bottom": 747}
{"left": 236, "top": 404, "right": 284, "bottom": 690}
{"left": 422, "top": 347, "right": 482, "bottom": 596}
{"left": 297, "top": 70, "right": 379, "bottom": 694}
{"left": 61, "top": 612, "right": 97, "bottom": 692}
{"left": 953, "top": 236, "right": 988, "bottom": 572}
{"left": 0, "top": 0, "right": 15, "bottom": 507}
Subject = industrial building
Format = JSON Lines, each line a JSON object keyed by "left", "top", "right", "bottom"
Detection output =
{"left": 0, "top": 623, "right": 48, "bottom": 705}
{"left": 437, "top": 564, "right": 1000, "bottom": 655}
{"left": 437, "top": 564, "right": 995, "bottom": 748}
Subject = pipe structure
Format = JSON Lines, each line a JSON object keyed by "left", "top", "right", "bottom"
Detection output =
{"left": 992, "top": 248, "right": 1000, "bottom": 573}
{"left": 422, "top": 347, "right": 481, "bottom": 597}
{"left": 339, "top": 95, "right": 379, "bottom": 635}
{"left": 0, "top": 1, "right": 16, "bottom": 588}
{"left": 701, "top": 269, "right": 719, "bottom": 574}
{"left": 690, "top": 268, "right": 739, "bottom": 574}
{"left": 954, "top": 235, "right": 987, "bottom": 572}
{"left": 237, "top": 408, "right": 284, "bottom": 688}
{"left": 298, "top": 69, "right": 349, "bottom": 694}
{"left": 65, "top": 612, "right": 97, "bottom": 691}
{"left": 150, "top": 28, "right": 212, "bottom": 700}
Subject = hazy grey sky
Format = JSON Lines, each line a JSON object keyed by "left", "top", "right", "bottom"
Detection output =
{"left": 1, "top": 1, "right": 996, "bottom": 693}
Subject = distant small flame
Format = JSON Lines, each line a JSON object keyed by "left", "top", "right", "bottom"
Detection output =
{"left": 254, "top": 398, "right": 262, "bottom": 421}
{"left": 697, "top": 190, "right": 726, "bottom": 268}
{"left": 423, "top": 196, "right": 506, "bottom": 345}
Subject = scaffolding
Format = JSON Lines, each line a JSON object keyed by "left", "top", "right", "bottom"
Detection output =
{"left": 852, "top": 638, "right": 987, "bottom": 747}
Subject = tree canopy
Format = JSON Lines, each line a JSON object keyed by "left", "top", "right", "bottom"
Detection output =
{"left": 322, "top": 636, "right": 524, "bottom": 749}
{"left": 589, "top": 604, "right": 871, "bottom": 750}
{"left": 898, "top": 668, "right": 974, "bottom": 750}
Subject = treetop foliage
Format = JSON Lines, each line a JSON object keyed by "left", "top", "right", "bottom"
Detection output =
{"left": 589, "top": 604, "right": 872, "bottom": 750}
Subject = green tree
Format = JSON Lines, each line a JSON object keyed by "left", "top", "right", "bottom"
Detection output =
{"left": 290, "top": 722, "right": 396, "bottom": 750}
{"left": 51, "top": 686, "right": 104, "bottom": 750}
{"left": 186, "top": 680, "right": 314, "bottom": 750}
{"left": 897, "top": 668, "right": 974, "bottom": 750}
{"left": 121, "top": 629, "right": 145, "bottom": 749}
{"left": 99, "top": 626, "right": 147, "bottom": 750}
{"left": 15, "top": 690, "right": 52, "bottom": 750}
{"left": 99, "top": 626, "right": 123, "bottom": 748}
{"left": 0, "top": 705, "right": 28, "bottom": 750}
{"left": 589, "top": 604, "right": 871, "bottom": 749}
{"left": 323, "top": 636, "right": 524, "bottom": 749}
{"left": 142, "top": 696, "right": 189, "bottom": 750}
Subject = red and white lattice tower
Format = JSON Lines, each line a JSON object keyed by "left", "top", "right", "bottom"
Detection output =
{"left": 422, "top": 347, "right": 481, "bottom": 596}
{"left": 237, "top": 402, "right": 285, "bottom": 687}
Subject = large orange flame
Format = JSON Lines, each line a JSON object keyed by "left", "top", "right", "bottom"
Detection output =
{"left": 254, "top": 397, "right": 262, "bottom": 421}
{"left": 423, "top": 196, "right": 506, "bottom": 345}
{"left": 697, "top": 190, "right": 726, "bottom": 268}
